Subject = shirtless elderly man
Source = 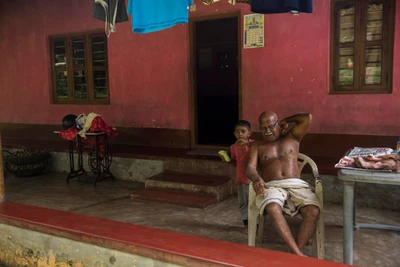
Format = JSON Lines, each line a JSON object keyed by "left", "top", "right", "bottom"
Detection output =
{"left": 246, "top": 111, "right": 320, "bottom": 257}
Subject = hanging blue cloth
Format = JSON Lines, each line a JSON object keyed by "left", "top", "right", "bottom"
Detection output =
{"left": 251, "top": 0, "right": 313, "bottom": 14}
{"left": 127, "top": 0, "right": 193, "bottom": 34}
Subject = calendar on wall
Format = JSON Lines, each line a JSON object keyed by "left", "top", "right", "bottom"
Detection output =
{"left": 243, "top": 14, "right": 264, "bottom": 49}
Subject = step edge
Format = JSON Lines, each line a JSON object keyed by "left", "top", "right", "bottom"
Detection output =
{"left": 144, "top": 180, "right": 227, "bottom": 191}
{"left": 134, "top": 187, "right": 219, "bottom": 197}
{"left": 129, "top": 192, "right": 217, "bottom": 208}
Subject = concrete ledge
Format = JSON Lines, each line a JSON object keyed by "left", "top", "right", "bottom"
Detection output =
{"left": 0, "top": 223, "right": 181, "bottom": 267}
{"left": 0, "top": 201, "right": 349, "bottom": 267}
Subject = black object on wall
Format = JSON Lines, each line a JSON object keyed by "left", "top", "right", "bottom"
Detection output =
{"left": 251, "top": 0, "right": 313, "bottom": 14}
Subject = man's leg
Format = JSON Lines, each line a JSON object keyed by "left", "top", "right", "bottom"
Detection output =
{"left": 265, "top": 202, "right": 304, "bottom": 256}
{"left": 297, "top": 205, "right": 320, "bottom": 249}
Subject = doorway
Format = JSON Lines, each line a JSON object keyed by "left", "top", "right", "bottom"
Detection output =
{"left": 189, "top": 12, "right": 241, "bottom": 148}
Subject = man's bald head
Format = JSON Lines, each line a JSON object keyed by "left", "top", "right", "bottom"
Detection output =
{"left": 259, "top": 111, "right": 278, "bottom": 123}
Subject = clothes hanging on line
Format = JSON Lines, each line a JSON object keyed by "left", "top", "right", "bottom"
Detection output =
{"left": 200, "top": 0, "right": 251, "bottom": 5}
{"left": 251, "top": 0, "right": 312, "bottom": 14}
{"left": 93, "top": 0, "right": 129, "bottom": 37}
{"left": 127, "top": 0, "right": 193, "bottom": 34}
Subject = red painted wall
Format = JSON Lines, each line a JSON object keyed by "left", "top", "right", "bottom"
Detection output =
{"left": 0, "top": 0, "right": 399, "bottom": 135}
{"left": 0, "top": 0, "right": 190, "bottom": 129}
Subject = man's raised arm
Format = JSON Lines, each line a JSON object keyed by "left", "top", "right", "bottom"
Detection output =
{"left": 279, "top": 113, "right": 312, "bottom": 141}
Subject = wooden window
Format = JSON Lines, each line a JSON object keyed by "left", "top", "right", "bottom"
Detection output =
{"left": 50, "top": 32, "right": 110, "bottom": 104}
{"left": 330, "top": 0, "right": 395, "bottom": 94}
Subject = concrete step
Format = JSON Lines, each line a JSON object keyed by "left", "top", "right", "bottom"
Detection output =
{"left": 163, "top": 158, "right": 236, "bottom": 178}
{"left": 144, "top": 172, "right": 233, "bottom": 201}
{"left": 129, "top": 188, "right": 218, "bottom": 209}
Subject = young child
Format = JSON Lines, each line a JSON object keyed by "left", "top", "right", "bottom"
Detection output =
{"left": 221, "top": 120, "right": 254, "bottom": 234}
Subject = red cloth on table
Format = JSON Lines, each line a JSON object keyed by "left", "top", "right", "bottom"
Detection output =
{"left": 58, "top": 117, "right": 118, "bottom": 151}
{"left": 90, "top": 117, "right": 118, "bottom": 137}
{"left": 59, "top": 127, "right": 79, "bottom": 141}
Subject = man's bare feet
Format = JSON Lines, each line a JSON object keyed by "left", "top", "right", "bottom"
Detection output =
{"left": 288, "top": 248, "right": 307, "bottom": 257}
{"left": 291, "top": 251, "right": 307, "bottom": 257}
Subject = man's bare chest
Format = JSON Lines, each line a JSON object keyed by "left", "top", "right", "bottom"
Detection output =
{"left": 258, "top": 139, "right": 299, "bottom": 162}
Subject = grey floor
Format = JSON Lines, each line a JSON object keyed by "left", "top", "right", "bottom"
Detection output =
{"left": 3, "top": 171, "right": 400, "bottom": 267}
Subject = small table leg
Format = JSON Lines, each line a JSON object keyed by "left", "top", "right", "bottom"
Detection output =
{"left": 94, "top": 135, "right": 101, "bottom": 187}
{"left": 66, "top": 140, "right": 75, "bottom": 183}
{"left": 353, "top": 184, "right": 357, "bottom": 228}
{"left": 92, "top": 134, "right": 113, "bottom": 186}
{"left": 343, "top": 181, "right": 355, "bottom": 265}
{"left": 102, "top": 135, "right": 114, "bottom": 180}
{"left": 77, "top": 135, "right": 84, "bottom": 170}
{"left": 66, "top": 137, "right": 86, "bottom": 184}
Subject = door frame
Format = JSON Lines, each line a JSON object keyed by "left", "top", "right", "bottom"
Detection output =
{"left": 188, "top": 11, "right": 242, "bottom": 149}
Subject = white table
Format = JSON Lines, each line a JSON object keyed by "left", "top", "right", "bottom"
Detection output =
{"left": 338, "top": 169, "right": 400, "bottom": 265}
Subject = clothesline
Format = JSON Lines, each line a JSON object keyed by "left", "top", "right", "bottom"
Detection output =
{"left": 200, "top": 0, "right": 251, "bottom": 5}
{"left": 93, "top": 0, "right": 312, "bottom": 37}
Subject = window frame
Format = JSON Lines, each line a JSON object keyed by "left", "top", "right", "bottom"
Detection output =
{"left": 49, "top": 31, "right": 110, "bottom": 104}
{"left": 330, "top": 0, "right": 395, "bottom": 94}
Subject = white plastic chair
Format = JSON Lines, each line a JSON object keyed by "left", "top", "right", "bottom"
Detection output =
{"left": 247, "top": 153, "right": 325, "bottom": 259}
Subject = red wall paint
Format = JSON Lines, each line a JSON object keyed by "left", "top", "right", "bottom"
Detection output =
{"left": 0, "top": 0, "right": 399, "bottom": 135}
{"left": 0, "top": 0, "right": 190, "bottom": 129}
{"left": 191, "top": 0, "right": 400, "bottom": 135}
